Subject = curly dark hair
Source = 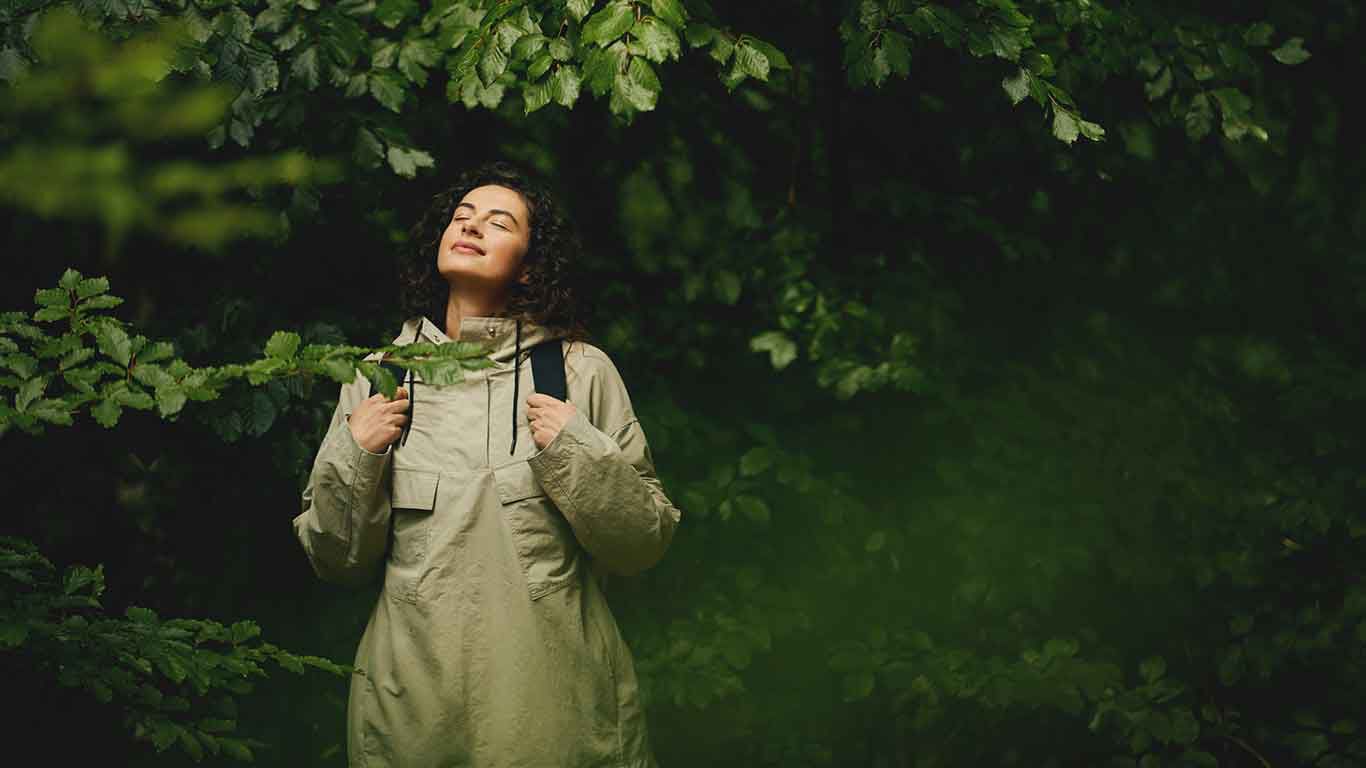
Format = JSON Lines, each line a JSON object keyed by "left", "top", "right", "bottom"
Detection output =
{"left": 397, "top": 160, "right": 587, "bottom": 339}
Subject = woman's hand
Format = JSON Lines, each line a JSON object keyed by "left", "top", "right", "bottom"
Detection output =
{"left": 526, "top": 393, "right": 577, "bottom": 450}
{"left": 348, "top": 386, "right": 409, "bottom": 454}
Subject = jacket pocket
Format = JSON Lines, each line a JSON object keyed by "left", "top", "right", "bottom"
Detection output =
{"left": 492, "top": 459, "right": 580, "bottom": 600}
{"left": 387, "top": 468, "right": 439, "bottom": 605}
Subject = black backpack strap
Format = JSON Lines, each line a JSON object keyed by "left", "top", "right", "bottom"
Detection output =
{"left": 530, "top": 340, "right": 567, "bottom": 402}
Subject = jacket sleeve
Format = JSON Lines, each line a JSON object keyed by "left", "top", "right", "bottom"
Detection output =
{"left": 527, "top": 353, "right": 682, "bottom": 577}
{"left": 292, "top": 374, "right": 393, "bottom": 586}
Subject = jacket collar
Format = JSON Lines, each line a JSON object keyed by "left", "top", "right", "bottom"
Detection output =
{"left": 403, "top": 314, "right": 560, "bottom": 367}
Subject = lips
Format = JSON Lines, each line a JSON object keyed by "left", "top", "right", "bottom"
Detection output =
{"left": 453, "top": 241, "right": 485, "bottom": 255}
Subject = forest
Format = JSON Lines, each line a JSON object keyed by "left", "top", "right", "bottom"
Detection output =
{"left": 1, "top": 1, "right": 1363, "bottom": 766}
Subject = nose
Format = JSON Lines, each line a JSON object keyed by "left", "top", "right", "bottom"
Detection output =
{"left": 461, "top": 218, "right": 481, "bottom": 236}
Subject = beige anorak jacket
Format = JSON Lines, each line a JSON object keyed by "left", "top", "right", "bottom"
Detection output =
{"left": 293, "top": 315, "right": 681, "bottom": 767}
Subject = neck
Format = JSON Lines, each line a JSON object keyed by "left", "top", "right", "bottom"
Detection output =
{"left": 444, "top": 286, "right": 508, "bottom": 339}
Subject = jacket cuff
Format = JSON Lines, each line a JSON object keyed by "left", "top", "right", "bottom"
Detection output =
{"left": 527, "top": 408, "right": 593, "bottom": 479}
{"left": 341, "top": 415, "right": 392, "bottom": 477}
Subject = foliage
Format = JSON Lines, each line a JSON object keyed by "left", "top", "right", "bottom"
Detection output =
{"left": 0, "top": 269, "right": 491, "bottom": 436}
{"left": 0, "top": 536, "right": 343, "bottom": 762}
{"left": 0, "top": 6, "right": 340, "bottom": 250}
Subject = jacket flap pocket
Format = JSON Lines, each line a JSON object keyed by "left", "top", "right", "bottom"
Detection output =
{"left": 492, "top": 460, "right": 545, "bottom": 505}
{"left": 392, "top": 468, "right": 439, "bottom": 510}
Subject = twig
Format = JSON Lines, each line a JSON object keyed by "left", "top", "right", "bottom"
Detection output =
{"left": 1222, "top": 734, "right": 1272, "bottom": 768}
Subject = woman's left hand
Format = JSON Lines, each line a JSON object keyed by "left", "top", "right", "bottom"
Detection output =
{"left": 526, "top": 393, "right": 577, "bottom": 450}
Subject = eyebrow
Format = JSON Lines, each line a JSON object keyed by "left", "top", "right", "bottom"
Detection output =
{"left": 454, "top": 202, "right": 520, "bottom": 227}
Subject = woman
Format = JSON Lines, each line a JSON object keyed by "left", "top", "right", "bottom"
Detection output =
{"left": 292, "top": 161, "right": 682, "bottom": 767}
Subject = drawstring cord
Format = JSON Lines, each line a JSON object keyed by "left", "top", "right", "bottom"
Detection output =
{"left": 510, "top": 317, "right": 522, "bottom": 455}
{"left": 400, "top": 366, "right": 415, "bottom": 445}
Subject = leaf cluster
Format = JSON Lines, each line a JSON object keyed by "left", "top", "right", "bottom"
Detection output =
{"left": 0, "top": 536, "right": 345, "bottom": 762}
{"left": 1, "top": 269, "right": 492, "bottom": 437}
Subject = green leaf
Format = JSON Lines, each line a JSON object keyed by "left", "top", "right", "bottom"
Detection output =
{"left": 735, "top": 495, "right": 770, "bottom": 524}
{"left": 649, "top": 0, "right": 688, "bottom": 29}
{"left": 125, "top": 605, "right": 158, "bottom": 623}
{"left": 746, "top": 36, "right": 789, "bottom": 70}
{"left": 15, "top": 376, "right": 46, "bottom": 412}
{"left": 582, "top": 42, "right": 627, "bottom": 97}
{"left": 398, "top": 39, "right": 440, "bottom": 86}
{"left": 230, "top": 619, "right": 262, "bottom": 643}
{"left": 549, "top": 37, "right": 573, "bottom": 61}
{"left": 750, "top": 331, "right": 797, "bottom": 370}
{"left": 3, "top": 353, "right": 39, "bottom": 378}
{"left": 368, "top": 71, "right": 407, "bottom": 112}
{"left": 1145, "top": 67, "right": 1173, "bottom": 101}
{"left": 95, "top": 323, "right": 133, "bottom": 367}
{"left": 478, "top": 36, "right": 509, "bottom": 85}
{"left": 523, "top": 80, "right": 552, "bottom": 113}
{"left": 733, "top": 41, "right": 769, "bottom": 81}
{"left": 219, "top": 739, "right": 254, "bottom": 761}
{"left": 739, "top": 446, "right": 774, "bottom": 476}
{"left": 75, "top": 277, "right": 110, "bottom": 299}
{"left": 634, "top": 17, "right": 681, "bottom": 63}
{"left": 865, "top": 531, "right": 886, "bottom": 552}
{"left": 291, "top": 46, "right": 320, "bottom": 89}
{"left": 1165, "top": 710, "right": 1199, "bottom": 748}
{"left": 1185, "top": 92, "right": 1214, "bottom": 140}
{"left": 355, "top": 126, "right": 385, "bottom": 168}
{"left": 62, "top": 564, "right": 102, "bottom": 595}
{"left": 28, "top": 399, "right": 73, "bottom": 425}
{"left": 254, "top": 4, "right": 291, "bottom": 34}
{"left": 0, "top": 622, "right": 29, "bottom": 648}
{"left": 1002, "top": 67, "right": 1029, "bottom": 105}
{"left": 386, "top": 146, "right": 435, "bottom": 178}
{"left": 527, "top": 51, "right": 553, "bottom": 80}
{"left": 581, "top": 1, "right": 635, "bottom": 47}
{"left": 34, "top": 288, "right": 69, "bottom": 308}
{"left": 376, "top": 0, "right": 419, "bottom": 29}
{"left": 511, "top": 33, "right": 547, "bottom": 61}
{"left": 58, "top": 269, "right": 81, "bottom": 290}
{"left": 264, "top": 331, "right": 301, "bottom": 360}
{"left": 713, "top": 270, "right": 741, "bottom": 304}
{"left": 80, "top": 296, "right": 123, "bottom": 311}
{"left": 1271, "top": 37, "right": 1310, "bottom": 65}
{"left": 1243, "top": 23, "right": 1275, "bottom": 47}
{"left": 539, "top": 66, "right": 578, "bottom": 108}
{"left": 1052, "top": 108, "right": 1080, "bottom": 144}
{"left": 32, "top": 306, "right": 68, "bottom": 322}
{"left": 156, "top": 386, "right": 188, "bottom": 417}
{"left": 566, "top": 0, "right": 595, "bottom": 23}
{"left": 247, "top": 390, "right": 277, "bottom": 435}
{"left": 612, "top": 57, "right": 660, "bottom": 114}
{"left": 1078, "top": 118, "right": 1105, "bottom": 141}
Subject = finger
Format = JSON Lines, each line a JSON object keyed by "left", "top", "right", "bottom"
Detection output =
{"left": 387, "top": 386, "right": 409, "bottom": 401}
{"left": 382, "top": 396, "right": 411, "bottom": 413}
{"left": 389, "top": 413, "right": 408, "bottom": 427}
{"left": 526, "top": 393, "right": 561, "bottom": 407}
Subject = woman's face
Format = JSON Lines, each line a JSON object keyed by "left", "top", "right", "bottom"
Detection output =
{"left": 436, "top": 184, "right": 532, "bottom": 295}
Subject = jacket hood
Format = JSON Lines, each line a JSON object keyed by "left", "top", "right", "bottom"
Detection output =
{"left": 396, "top": 314, "right": 563, "bottom": 367}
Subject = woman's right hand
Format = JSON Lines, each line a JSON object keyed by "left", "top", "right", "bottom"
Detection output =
{"left": 347, "top": 386, "right": 409, "bottom": 454}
